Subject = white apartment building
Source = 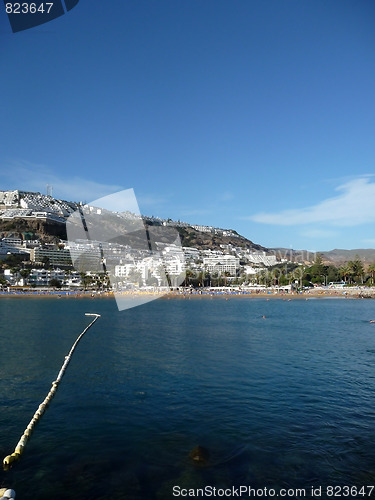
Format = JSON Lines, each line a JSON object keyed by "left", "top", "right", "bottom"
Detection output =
{"left": 164, "top": 257, "right": 186, "bottom": 275}
{"left": 31, "top": 247, "right": 73, "bottom": 266}
{"left": 3, "top": 269, "right": 22, "bottom": 286}
{"left": 203, "top": 255, "right": 240, "bottom": 276}
{"left": 191, "top": 225, "right": 213, "bottom": 233}
{"left": 29, "top": 268, "right": 67, "bottom": 286}
{"left": 244, "top": 265, "right": 265, "bottom": 276}
{"left": 115, "top": 257, "right": 160, "bottom": 283}
{"left": 163, "top": 244, "right": 182, "bottom": 254}
{"left": 2, "top": 237, "right": 23, "bottom": 247}
{"left": 183, "top": 247, "right": 201, "bottom": 260}
{"left": 114, "top": 263, "right": 136, "bottom": 278}
{"left": 0, "top": 238, "right": 31, "bottom": 256}
{"left": 3, "top": 268, "right": 80, "bottom": 287}
{"left": 247, "top": 252, "right": 277, "bottom": 267}
{"left": 0, "top": 190, "right": 19, "bottom": 208}
{"left": 202, "top": 249, "right": 224, "bottom": 257}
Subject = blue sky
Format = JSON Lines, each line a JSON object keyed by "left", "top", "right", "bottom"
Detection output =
{"left": 1, "top": 0, "right": 375, "bottom": 251}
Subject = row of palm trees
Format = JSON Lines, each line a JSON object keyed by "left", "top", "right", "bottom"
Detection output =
{"left": 339, "top": 261, "right": 375, "bottom": 285}
{"left": 183, "top": 256, "right": 375, "bottom": 288}
{"left": 257, "top": 257, "right": 375, "bottom": 288}
{"left": 306, "top": 255, "right": 375, "bottom": 286}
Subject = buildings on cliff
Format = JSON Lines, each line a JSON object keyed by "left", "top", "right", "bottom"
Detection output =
{"left": 0, "top": 190, "right": 287, "bottom": 288}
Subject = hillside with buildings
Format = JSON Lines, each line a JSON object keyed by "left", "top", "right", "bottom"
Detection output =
{"left": 0, "top": 189, "right": 286, "bottom": 288}
{"left": 0, "top": 189, "right": 76, "bottom": 243}
{"left": 0, "top": 189, "right": 275, "bottom": 256}
{"left": 2, "top": 189, "right": 375, "bottom": 291}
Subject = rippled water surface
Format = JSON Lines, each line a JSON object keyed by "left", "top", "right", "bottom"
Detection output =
{"left": 1, "top": 296, "right": 375, "bottom": 499}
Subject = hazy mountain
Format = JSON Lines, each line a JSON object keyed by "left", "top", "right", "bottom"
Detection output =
{"left": 319, "top": 249, "right": 375, "bottom": 265}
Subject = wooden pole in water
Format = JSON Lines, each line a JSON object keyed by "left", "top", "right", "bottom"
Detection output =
{"left": 3, "top": 313, "right": 101, "bottom": 470}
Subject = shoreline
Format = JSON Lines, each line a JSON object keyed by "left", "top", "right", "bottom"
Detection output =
{"left": 0, "top": 288, "right": 374, "bottom": 299}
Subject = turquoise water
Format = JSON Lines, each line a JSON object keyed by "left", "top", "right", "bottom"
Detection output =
{"left": 1, "top": 296, "right": 375, "bottom": 499}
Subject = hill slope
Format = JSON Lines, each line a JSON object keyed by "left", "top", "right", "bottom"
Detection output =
{"left": 320, "top": 249, "right": 375, "bottom": 265}
{"left": 0, "top": 189, "right": 269, "bottom": 253}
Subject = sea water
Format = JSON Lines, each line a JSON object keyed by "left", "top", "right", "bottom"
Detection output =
{"left": 1, "top": 296, "right": 375, "bottom": 499}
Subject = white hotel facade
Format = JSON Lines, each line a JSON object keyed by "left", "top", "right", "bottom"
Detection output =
{"left": 203, "top": 255, "right": 240, "bottom": 276}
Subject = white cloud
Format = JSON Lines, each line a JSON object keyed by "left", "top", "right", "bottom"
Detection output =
{"left": 300, "top": 229, "right": 339, "bottom": 239}
{"left": 248, "top": 177, "right": 375, "bottom": 227}
{"left": 0, "top": 159, "right": 123, "bottom": 202}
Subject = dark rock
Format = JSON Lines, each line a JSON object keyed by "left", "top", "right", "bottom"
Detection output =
{"left": 189, "top": 446, "right": 210, "bottom": 466}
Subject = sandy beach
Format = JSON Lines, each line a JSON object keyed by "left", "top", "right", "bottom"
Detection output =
{"left": 1, "top": 287, "right": 374, "bottom": 300}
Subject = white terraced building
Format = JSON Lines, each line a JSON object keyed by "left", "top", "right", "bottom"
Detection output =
{"left": 2, "top": 237, "right": 23, "bottom": 247}
{"left": 0, "top": 190, "right": 19, "bottom": 208}
{"left": 19, "top": 192, "right": 76, "bottom": 216}
{"left": 114, "top": 255, "right": 184, "bottom": 284}
{"left": 3, "top": 268, "right": 81, "bottom": 287}
{"left": 0, "top": 239, "right": 30, "bottom": 256}
{"left": 0, "top": 209, "right": 66, "bottom": 223}
{"left": 0, "top": 190, "right": 76, "bottom": 218}
{"left": 183, "top": 247, "right": 201, "bottom": 260}
{"left": 115, "top": 257, "right": 160, "bottom": 282}
{"left": 28, "top": 269, "right": 81, "bottom": 287}
{"left": 164, "top": 257, "right": 186, "bottom": 275}
{"left": 30, "top": 247, "right": 74, "bottom": 266}
{"left": 203, "top": 255, "right": 240, "bottom": 276}
{"left": 191, "top": 225, "right": 214, "bottom": 233}
{"left": 247, "top": 252, "right": 277, "bottom": 266}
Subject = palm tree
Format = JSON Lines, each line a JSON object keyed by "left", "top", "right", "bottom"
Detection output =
{"left": 211, "top": 271, "right": 220, "bottom": 287}
{"left": 291, "top": 266, "right": 304, "bottom": 288}
{"left": 368, "top": 263, "right": 375, "bottom": 286}
{"left": 348, "top": 257, "right": 364, "bottom": 284}
{"left": 185, "top": 269, "right": 194, "bottom": 287}
{"left": 19, "top": 269, "right": 31, "bottom": 283}
{"left": 258, "top": 269, "right": 271, "bottom": 287}
{"left": 223, "top": 271, "right": 231, "bottom": 286}
{"left": 80, "top": 272, "right": 94, "bottom": 290}
{"left": 272, "top": 267, "right": 282, "bottom": 286}
{"left": 340, "top": 265, "right": 352, "bottom": 284}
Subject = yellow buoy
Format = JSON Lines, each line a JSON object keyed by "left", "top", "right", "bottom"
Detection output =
{"left": 2, "top": 313, "right": 101, "bottom": 470}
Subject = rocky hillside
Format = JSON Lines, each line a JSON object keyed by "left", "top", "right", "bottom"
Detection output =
{"left": 0, "top": 211, "right": 269, "bottom": 253}
{"left": 0, "top": 217, "right": 66, "bottom": 244}
{"left": 174, "top": 226, "right": 267, "bottom": 251}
